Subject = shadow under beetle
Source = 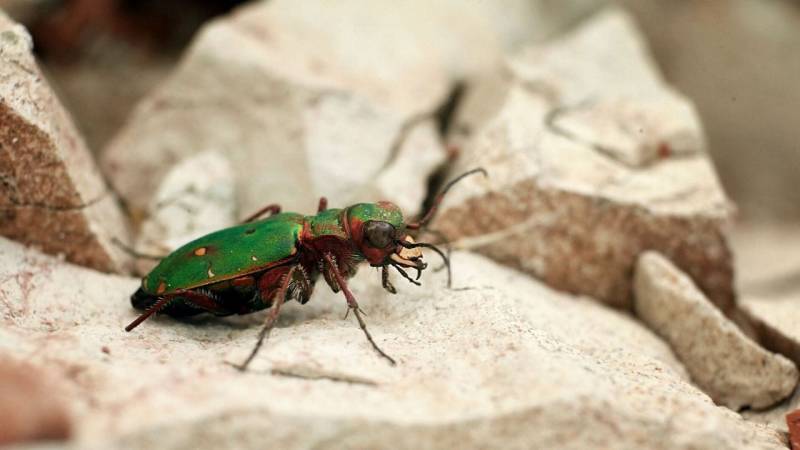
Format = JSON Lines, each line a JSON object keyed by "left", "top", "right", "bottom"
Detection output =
{"left": 125, "top": 169, "right": 486, "bottom": 370}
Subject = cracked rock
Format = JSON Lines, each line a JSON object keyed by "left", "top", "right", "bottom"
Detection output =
{"left": 434, "top": 9, "right": 735, "bottom": 310}
{"left": 0, "top": 12, "right": 130, "bottom": 273}
{"left": 634, "top": 251, "right": 799, "bottom": 410}
{"left": 102, "top": 0, "right": 451, "bottom": 221}
{"left": 0, "top": 237, "right": 787, "bottom": 449}
{"left": 133, "top": 150, "right": 237, "bottom": 274}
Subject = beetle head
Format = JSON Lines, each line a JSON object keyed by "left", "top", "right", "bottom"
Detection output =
{"left": 345, "top": 202, "right": 426, "bottom": 272}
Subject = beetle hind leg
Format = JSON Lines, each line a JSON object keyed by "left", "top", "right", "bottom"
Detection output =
{"left": 232, "top": 265, "right": 298, "bottom": 371}
{"left": 126, "top": 288, "right": 225, "bottom": 331}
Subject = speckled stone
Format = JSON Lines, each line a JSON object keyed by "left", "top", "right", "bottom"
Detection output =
{"left": 0, "top": 12, "right": 130, "bottom": 273}
{"left": 433, "top": 9, "right": 735, "bottom": 311}
{"left": 634, "top": 251, "right": 798, "bottom": 410}
{"left": 0, "top": 237, "right": 786, "bottom": 449}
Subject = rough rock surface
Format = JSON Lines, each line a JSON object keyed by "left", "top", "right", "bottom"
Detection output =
{"left": 0, "top": 357, "right": 72, "bottom": 445}
{"left": 133, "top": 150, "right": 237, "bottom": 274}
{"left": 730, "top": 224, "right": 800, "bottom": 432}
{"left": 433, "top": 9, "right": 734, "bottom": 310}
{"left": 100, "top": 0, "right": 610, "bottom": 223}
{"left": 634, "top": 251, "right": 798, "bottom": 410}
{"left": 0, "top": 12, "right": 130, "bottom": 273}
{"left": 0, "top": 237, "right": 786, "bottom": 449}
{"left": 101, "top": 0, "right": 454, "bottom": 221}
{"left": 739, "top": 292, "right": 800, "bottom": 433}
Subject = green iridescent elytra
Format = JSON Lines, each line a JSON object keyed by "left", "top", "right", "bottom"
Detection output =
{"left": 141, "top": 204, "right": 405, "bottom": 296}
{"left": 142, "top": 212, "right": 304, "bottom": 294}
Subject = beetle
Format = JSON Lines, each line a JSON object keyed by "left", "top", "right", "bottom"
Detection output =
{"left": 124, "top": 169, "right": 485, "bottom": 370}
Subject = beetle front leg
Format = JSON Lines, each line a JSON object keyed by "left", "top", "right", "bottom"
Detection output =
{"left": 317, "top": 197, "right": 328, "bottom": 212}
{"left": 241, "top": 203, "right": 282, "bottom": 223}
{"left": 233, "top": 265, "right": 297, "bottom": 371}
{"left": 322, "top": 253, "right": 396, "bottom": 365}
{"left": 381, "top": 266, "right": 396, "bottom": 294}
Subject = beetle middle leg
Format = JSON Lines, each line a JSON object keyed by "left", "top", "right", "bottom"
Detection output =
{"left": 233, "top": 265, "right": 297, "bottom": 371}
{"left": 323, "top": 253, "right": 396, "bottom": 365}
{"left": 241, "top": 203, "right": 282, "bottom": 223}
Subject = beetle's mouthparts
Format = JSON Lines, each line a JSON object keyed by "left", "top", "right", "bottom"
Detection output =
{"left": 391, "top": 236, "right": 426, "bottom": 270}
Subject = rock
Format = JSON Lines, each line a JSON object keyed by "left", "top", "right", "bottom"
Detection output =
{"left": 0, "top": 237, "right": 787, "bottom": 449}
{"left": 433, "top": 9, "right": 734, "bottom": 311}
{"left": 619, "top": 0, "right": 800, "bottom": 220}
{"left": 730, "top": 224, "right": 800, "bottom": 432}
{"left": 787, "top": 410, "right": 800, "bottom": 450}
{"left": 0, "top": 356, "right": 72, "bottom": 445}
{"left": 633, "top": 251, "right": 798, "bottom": 410}
{"left": 100, "top": 0, "right": 612, "bottom": 224}
{"left": 0, "top": 11, "right": 130, "bottom": 273}
{"left": 133, "top": 150, "right": 237, "bottom": 274}
{"left": 101, "top": 0, "right": 452, "bottom": 222}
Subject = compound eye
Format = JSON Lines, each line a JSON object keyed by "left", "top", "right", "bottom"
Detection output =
{"left": 364, "top": 221, "right": 395, "bottom": 248}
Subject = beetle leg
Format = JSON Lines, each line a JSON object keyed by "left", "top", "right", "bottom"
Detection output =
{"left": 317, "top": 197, "right": 328, "bottom": 212}
{"left": 125, "top": 289, "right": 223, "bottom": 331}
{"left": 381, "top": 266, "right": 396, "bottom": 294}
{"left": 233, "top": 265, "right": 297, "bottom": 371}
{"left": 322, "top": 253, "right": 396, "bottom": 365}
{"left": 241, "top": 204, "right": 282, "bottom": 223}
{"left": 111, "top": 237, "right": 165, "bottom": 260}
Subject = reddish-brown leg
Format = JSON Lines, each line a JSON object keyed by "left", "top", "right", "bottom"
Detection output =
{"left": 233, "top": 265, "right": 297, "bottom": 371}
{"left": 317, "top": 197, "right": 328, "bottom": 213}
{"left": 241, "top": 204, "right": 282, "bottom": 224}
{"left": 381, "top": 266, "right": 396, "bottom": 294}
{"left": 125, "top": 289, "right": 223, "bottom": 332}
{"left": 322, "top": 253, "right": 396, "bottom": 365}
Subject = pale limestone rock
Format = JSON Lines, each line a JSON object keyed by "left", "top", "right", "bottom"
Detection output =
{"left": 0, "top": 11, "right": 130, "bottom": 273}
{"left": 0, "top": 237, "right": 786, "bottom": 449}
{"left": 434, "top": 9, "right": 734, "bottom": 310}
{"left": 101, "top": 0, "right": 450, "bottom": 221}
{"left": 741, "top": 294, "right": 800, "bottom": 434}
{"left": 634, "top": 251, "right": 798, "bottom": 410}
{"left": 100, "top": 0, "right": 612, "bottom": 225}
{"left": 730, "top": 224, "right": 800, "bottom": 432}
{"left": 0, "top": 356, "right": 72, "bottom": 445}
{"left": 133, "top": 151, "right": 236, "bottom": 274}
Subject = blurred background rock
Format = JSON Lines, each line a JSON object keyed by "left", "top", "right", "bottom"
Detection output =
{"left": 2, "top": 0, "right": 797, "bottom": 223}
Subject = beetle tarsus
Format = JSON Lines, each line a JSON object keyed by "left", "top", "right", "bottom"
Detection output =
{"left": 234, "top": 266, "right": 296, "bottom": 371}
{"left": 324, "top": 253, "right": 396, "bottom": 366}
{"left": 352, "top": 305, "right": 396, "bottom": 366}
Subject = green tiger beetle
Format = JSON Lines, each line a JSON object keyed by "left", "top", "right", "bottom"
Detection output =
{"left": 125, "top": 168, "right": 486, "bottom": 370}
